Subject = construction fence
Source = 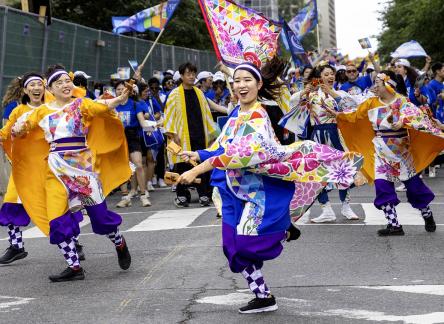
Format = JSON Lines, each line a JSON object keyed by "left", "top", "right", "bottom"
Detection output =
{"left": 0, "top": 5, "right": 218, "bottom": 99}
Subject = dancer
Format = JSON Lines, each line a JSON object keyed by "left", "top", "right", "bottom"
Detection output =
{"left": 177, "top": 59, "right": 363, "bottom": 313}
{"left": 279, "top": 63, "right": 360, "bottom": 223}
{"left": 330, "top": 71, "right": 444, "bottom": 236}
{"left": 8, "top": 65, "right": 132, "bottom": 281}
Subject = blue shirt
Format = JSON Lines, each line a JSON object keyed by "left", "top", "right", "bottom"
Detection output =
{"left": 428, "top": 79, "right": 444, "bottom": 122}
{"left": 340, "top": 75, "right": 373, "bottom": 95}
{"left": 116, "top": 99, "right": 145, "bottom": 128}
{"left": 206, "top": 88, "right": 230, "bottom": 106}
{"left": 2, "top": 101, "right": 19, "bottom": 119}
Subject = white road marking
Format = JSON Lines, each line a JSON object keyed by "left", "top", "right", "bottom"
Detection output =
{"left": 362, "top": 203, "right": 423, "bottom": 225}
{"left": 357, "top": 285, "right": 444, "bottom": 296}
{"left": 127, "top": 208, "right": 210, "bottom": 232}
{"left": 0, "top": 296, "right": 34, "bottom": 312}
{"left": 196, "top": 292, "right": 252, "bottom": 305}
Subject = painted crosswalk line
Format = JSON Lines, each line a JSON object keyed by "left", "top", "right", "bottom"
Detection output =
{"left": 126, "top": 207, "right": 210, "bottom": 232}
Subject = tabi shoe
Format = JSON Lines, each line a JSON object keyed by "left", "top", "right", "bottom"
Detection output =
{"left": 286, "top": 223, "right": 301, "bottom": 242}
{"left": 75, "top": 243, "right": 85, "bottom": 261}
{"left": 158, "top": 178, "right": 168, "bottom": 188}
{"left": 341, "top": 202, "right": 359, "bottom": 220}
{"left": 311, "top": 203, "right": 336, "bottom": 223}
{"left": 238, "top": 295, "right": 278, "bottom": 314}
{"left": 49, "top": 267, "right": 85, "bottom": 282}
{"left": 199, "top": 196, "right": 211, "bottom": 207}
{"left": 424, "top": 215, "right": 437, "bottom": 232}
{"left": 174, "top": 196, "right": 189, "bottom": 208}
{"left": 140, "top": 193, "right": 152, "bottom": 207}
{"left": 377, "top": 225, "right": 405, "bottom": 236}
{"left": 147, "top": 181, "right": 155, "bottom": 192}
{"left": 0, "top": 246, "right": 28, "bottom": 264}
{"left": 116, "top": 237, "right": 131, "bottom": 270}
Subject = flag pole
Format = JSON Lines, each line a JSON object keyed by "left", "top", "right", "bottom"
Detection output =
{"left": 316, "top": 24, "right": 320, "bottom": 53}
{"left": 141, "top": 27, "right": 167, "bottom": 67}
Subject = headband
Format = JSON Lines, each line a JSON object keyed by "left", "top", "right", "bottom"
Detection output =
{"left": 24, "top": 76, "right": 44, "bottom": 88}
{"left": 47, "top": 70, "right": 69, "bottom": 86}
{"left": 234, "top": 63, "right": 262, "bottom": 81}
{"left": 377, "top": 73, "right": 397, "bottom": 95}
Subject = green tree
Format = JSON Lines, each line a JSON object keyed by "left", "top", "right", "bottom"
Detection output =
{"left": 378, "top": 0, "right": 444, "bottom": 64}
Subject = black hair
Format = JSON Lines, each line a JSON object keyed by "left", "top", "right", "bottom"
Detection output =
{"left": 307, "top": 64, "right": 335, "bottom": 81}
{"left": 301, "top": 65, "right": 313, "bottom": 76}
{"left": 45, "top": 64, "right": 67, "bottom": 86}
{"left": 148, "top": 77, "right": 160, "bottom": 86}
{"left": 114, "top": 80, "right": 126, "bottom": 89}
{"left": 73, "top": 75, "right": 87, "bottom": 88}
{"left": 178, "top": 62, "right": 197, "bottom": 75}
{"left": 138, "top": 82, "right": 149, "bottom": 95}
{"left": 432, "top": 62, "right": 443, "bottom": 75}
{"left": 162, "top": 75, "right": 174, "bottom": 88}
{"left": 381, "top": 70, "right": 407, "bottom": 96}
{"left": 21, "top": 72, "right": 45, "bottom": 104}
{"left": 335, "top": 69, "right": 348, "bottom": 84}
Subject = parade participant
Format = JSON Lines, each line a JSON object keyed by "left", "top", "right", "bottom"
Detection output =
{"left": 280, "top": 63, "right": 360, "bottom": 223}
{"left": 177, "top": 59, "right": 364, "bottom": 314}
{"left": 393, "top": 59, "right": 420, "bottom": 105}
{"left": 73, "top": 71, "right": 95, "bottom": 99}
{"left": 341, "top": 53, "right": 380, "bottom": 95}
{"left": 161, "top": 75, "right": 175, "bottom": 101}
{"left": 196, "top": 71, "right": 213, "bottom": 96}
{"left": 9, "top": 65, "right": 132, "bottom": 281}
{"left": 334, "top": 65, "right": 348, "bottom": 90}
{"left": 114, "top": 80, "right": 151, "bottom": 208}
{"left": 0, "top": 72, "right": 83, "bottom": 263}
{"left": 331, "top": 71, "right": 444, "bottom": 236}
{"left": 428, "top": 62, "right": 444, "bottom": 123}
{"left": 163, "top": 62, "right": 218, "bottom": 207}
{"left": 2, "top": 77, "right": 22, "bottom": 126}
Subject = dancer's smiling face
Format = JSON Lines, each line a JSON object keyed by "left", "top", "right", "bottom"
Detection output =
{"left": 24, "top": 79, "right": 44, "bottom": 105}
{"left": 233, "top": 69, "right": 262, "bottom": 107}
{"left": 49, "top": 74, "right": 73, "bottom": 100}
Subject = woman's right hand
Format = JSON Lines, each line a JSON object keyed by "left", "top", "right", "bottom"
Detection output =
{"left": 179, "top": 151, "right": 200, "bottom": 163}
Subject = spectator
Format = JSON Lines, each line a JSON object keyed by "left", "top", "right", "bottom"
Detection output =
{"left": 73, "top": 71, "right": 95, "bottom": 99}
{"left": 2, "top": 77, "right": 22, "bottom": 126}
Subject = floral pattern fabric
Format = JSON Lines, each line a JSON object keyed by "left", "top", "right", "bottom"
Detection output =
{"left": 209, "top": 104, "right": 364, "bottom": 233}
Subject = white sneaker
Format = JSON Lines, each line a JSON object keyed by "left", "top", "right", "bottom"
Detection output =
{"left": 341, "top": 202, "right": 359, "bottom": 220}
{"left": 429, "top": 166, "right": 436, "bottom": 178}
{"left": 158, "top": 178, "right": 168, "bottom": 188}
{"left": 116, "top": 196, "right": 132, "bottom": 208}
{"left": 147, "top": 181, "right": 155, "bottom": 192}
{"left": 298, "top": 209, "right": 311, "bottom": 223}
{"left": 152, "top": 177, "right": 158, "bottom": 186}
{"left": 395, "top": 184, "right": 406, "bottom": 192}
{"left": 140, "top": 194, "right": 151, "bottom": 207}
{"left": 311, "top": 204, "right": 336, "bottom": 223}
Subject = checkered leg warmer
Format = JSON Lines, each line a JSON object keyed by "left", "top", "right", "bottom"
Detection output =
{"left": 382, "top": 203, "right": 400, "bottom": 227}
{"left": 7, "top": 224, "right": 23, "bottom": 249}
{"left": 241, "top": 264, "right": 271, "bottom": 299}
{"left": 107, "top": 228, "right": 123, "bottom": 247}
{"left": 57, "top": 238, "right": 80, "bottom": 269}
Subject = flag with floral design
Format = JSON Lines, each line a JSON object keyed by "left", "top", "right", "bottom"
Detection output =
{"left": 198, "top": 0, "right": 281, "bottom": 68}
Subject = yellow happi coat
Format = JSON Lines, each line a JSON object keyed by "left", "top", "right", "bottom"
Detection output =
{"left": 164, "top": 85, "right": 218, "bottom": 163}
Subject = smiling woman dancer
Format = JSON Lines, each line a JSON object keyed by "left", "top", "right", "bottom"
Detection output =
{"left": 9, "top": 64, "right": 132, "bottom": 282}
{"left": 177, "top": 58, "right": 364, "bottom": 314}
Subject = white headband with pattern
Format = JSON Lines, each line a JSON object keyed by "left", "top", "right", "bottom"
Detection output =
{"left": 47, "top": 70, "right": 69, "bottom": 86}
{"left": 24, "top": 76, "right": 44, "bottom": 88}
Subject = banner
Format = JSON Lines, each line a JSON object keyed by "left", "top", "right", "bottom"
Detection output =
{"left": 391, "top": 40, "right": 427, "bottom": 58}
{"left": 288, "top": 0, "right": 318, "bottom": 40}
{"left": 198, "top": 0, "right": 281, "bottom": 68}
{"left": 281, "top": 19, "right": 310, "bottom": 67}
{"left": 112, "top": 0, "right": 180, "bottom": 34}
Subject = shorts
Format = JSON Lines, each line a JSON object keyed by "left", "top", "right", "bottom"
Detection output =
{"left": 125, "top": 127, "right": 142, "bottom": 154}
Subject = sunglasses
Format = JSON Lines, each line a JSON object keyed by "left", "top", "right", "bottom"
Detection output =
{"left": 346, "top": 70, "right": 357, "bottom": 73}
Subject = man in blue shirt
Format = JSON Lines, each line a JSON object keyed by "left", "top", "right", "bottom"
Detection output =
{"left": 341, "top": 53, "right": 380, "bottom": 95}
{"left": 429, "top": 62, "right": 444, "bottom": 122}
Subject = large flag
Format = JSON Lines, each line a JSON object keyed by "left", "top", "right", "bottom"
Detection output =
{"left": 281, "top": 19, "right": 310, "bottom": 67}
{"left": 112, "top": 0, "right": 180, "bottom": 34}
{"left": 198, "top": 0, "right": 281, "bottom": 68}
{"left": 391, "top": 40, "right": 427, "bottom": 58}
{"left": 288, "top": 0, "right": 318, "bottom": 40}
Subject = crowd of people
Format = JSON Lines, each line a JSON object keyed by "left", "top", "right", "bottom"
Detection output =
{"left": 1, "top": 49, "right": 444, "bottom": 313}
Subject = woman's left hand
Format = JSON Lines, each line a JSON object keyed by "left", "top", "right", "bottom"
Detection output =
{"left": 392, "top": 119, "right": 404, "bottom": 130}
{"left": 177, "top": 169, "right": 198, "bottom": 185}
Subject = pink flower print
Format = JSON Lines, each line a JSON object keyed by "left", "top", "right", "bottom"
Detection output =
{"left": 304, "top": 152, "right": 320, "bottom": 172}
{"left": 328, "top": 160, "right": 355, "bottom": 185}
{"left": 313, "top": 143, "right": 344, "bottom": 161}
{"left": 243, "top": 52, "right": 262, "bottom": 67}
{"left": 267, "top": 162, "right": 290, "bottom": 176}
{"left": 289, "top": 151, "right": 303, "bottom": 171}
{"left": 240, "top": 17, "right": 267, "bottom": 39}
{"left": 237, "top": 135, "right": 253, "bottom": 158}
{"left": 226, "top": 144, "right": 237, "bottom": 157}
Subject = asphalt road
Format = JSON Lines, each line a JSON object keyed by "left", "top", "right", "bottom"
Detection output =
{"left": 0, "top": 172, "right": 444, "bottom": 324}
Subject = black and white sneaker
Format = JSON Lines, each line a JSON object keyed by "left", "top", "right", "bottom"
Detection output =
{"left": 199, "top": 196, "right": 211, "bottom": 207}
{"left": 424, "top": 215, "right": 436, "bottom": 232}
{"left": 239, "top": 295, "right": 278, "bottom": 314}
{"left": 377, "top": 224, "right": 405, "bottom": 236}
{"left": 0, "top": 246, "right": 28, "bottom": 264}
{"left": 116, "top": 237, "right": 131, "bottom": 270}
{"left": 75, "top": 243, "right": 85, "bottom": 261}
{"left": 49, "top": 267, "right": 85, "bottom": 282}
{"left": 174, "top": 196, "right": 189, "bottom": 208}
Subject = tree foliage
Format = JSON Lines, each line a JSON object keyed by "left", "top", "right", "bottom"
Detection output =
{"left": 378, "top": 0, "right": 444, "bottom": 63}
{"left": 49, "top": 0, "right": 213, "bottom": 50}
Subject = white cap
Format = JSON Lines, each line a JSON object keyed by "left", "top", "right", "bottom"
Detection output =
{"left": 213, "top": 71, "right": 225, "bottom": 82}
{"left": 287, "top": 68, "right": 296, "bottom": 76}
{"left": 74, "top": 71, "right": 91, "bottom": 79}
{"left": 396, "top": 59, "right": 411, "bottom": 68}
{"left": 336, "top": 65, "right": 346, "bottom": 71}
{"left": 197, "top": 71, "right": 213, "bottom": 82}
{"left": 366, "top": 64, "right": 375, "bottom": 70}
{"left": 166, "top": 69, "right": 175, "bottom": 75}
{"left": 194, "top": 78, "right": 199, "bottom": 85}
{"left": 173, "top": 71, "right": 181, "bottom": 82}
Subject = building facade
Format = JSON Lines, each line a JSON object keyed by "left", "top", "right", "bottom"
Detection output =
{"left": 237, "top": 0, "right": 279, "bottom": 20}
{"left": 317, "top": 0, "right": 337, "bottom": 49}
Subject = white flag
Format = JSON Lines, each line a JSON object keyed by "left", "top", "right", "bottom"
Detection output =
{"left": 391, "top": 40, "right": 427, "bottom": 58}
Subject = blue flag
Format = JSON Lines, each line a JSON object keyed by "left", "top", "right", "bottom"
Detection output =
{"left": 281, "top": 19, "right": 310, "bottom": 67}
{"left": 288, "top": 0, "right": 318, "bottom": 40}
{"left": 112, "top": 0, "right": 180, "bottom": 34}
